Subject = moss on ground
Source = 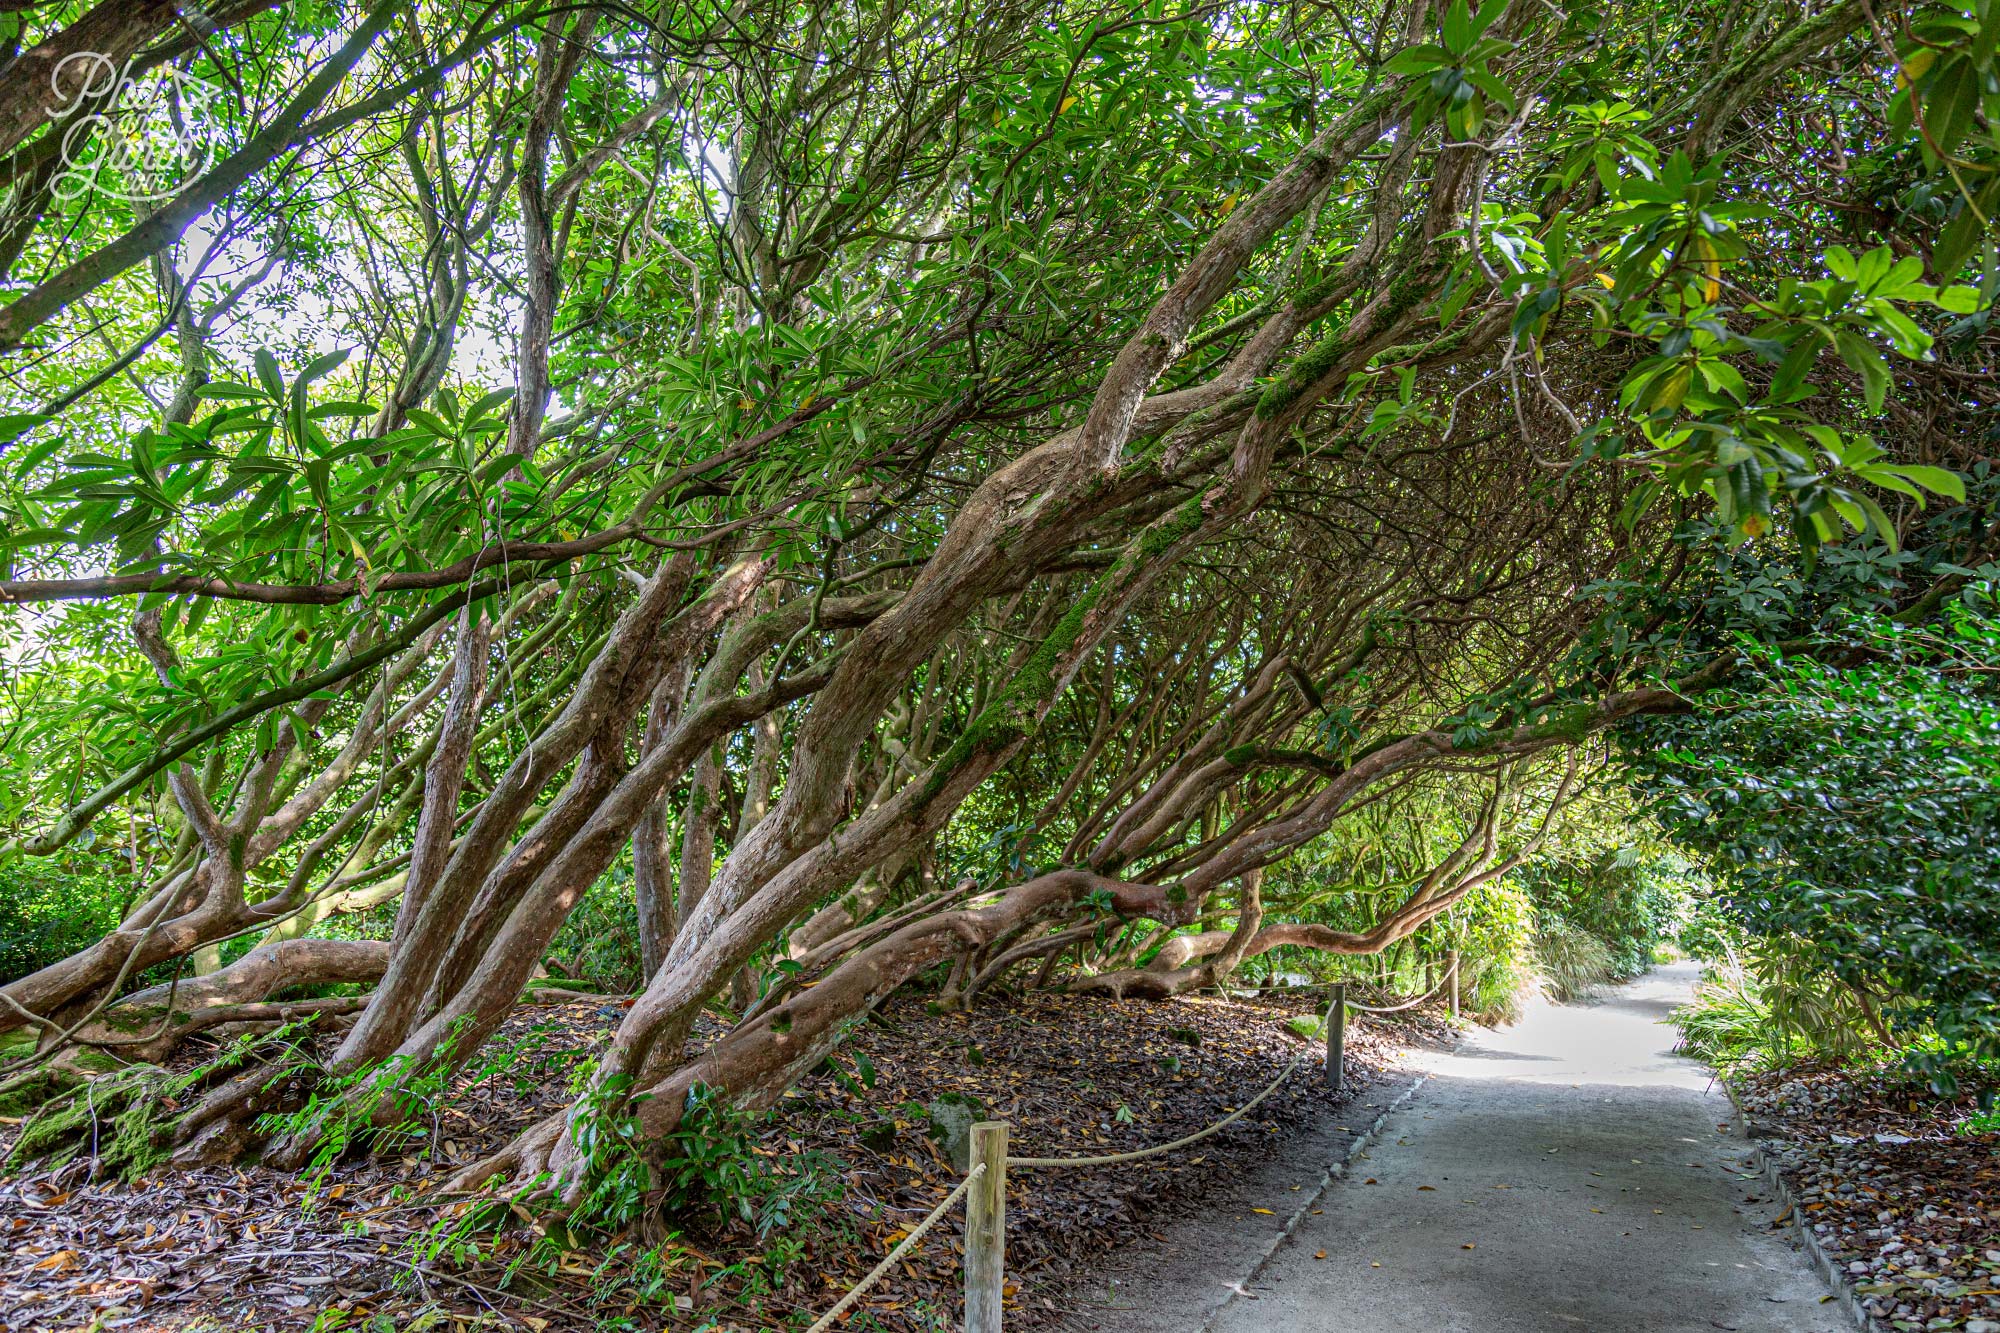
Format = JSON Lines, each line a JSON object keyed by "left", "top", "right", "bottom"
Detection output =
{"left": 6, "top": 1065, "right": 179, "bottom": 1179}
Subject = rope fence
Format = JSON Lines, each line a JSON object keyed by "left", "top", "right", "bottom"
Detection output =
{"left": 805, "top": 953, "right": 1466, "bottom": 1330}
{"left": 1010, "top": 1043, "right": 1309, "bottom": 1169}
{"left": 804, "top": 1161, "right": 987, "bottom": 1333}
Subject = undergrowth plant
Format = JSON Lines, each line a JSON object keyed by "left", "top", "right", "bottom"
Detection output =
{"left": 7, "top": 1020, "right": 317, "bottom": 1180}
{"left": 399, "top": 1078, "right": 844, "bottom": 1330}
{"left": 585, "top": 1082, "right": 843, "bottom": 1242}
{"left": 1627, "top": 581, "right": 2000, "bottom": 1092}
{"left": 1959, "top": 1107, "right": 2000, "bottom": 1136}
{"left": 1670, "top": 950, "right": 1889, "bottom": 1075}
{"left": 1452, "top": 879, "right": 1540, "bottom": 1020}
{"left": 1535, "top": 917, "right": 1617, "bottom": 1002}
{"left": 257, "top": 1018, "right": 586, "bottom": 1198}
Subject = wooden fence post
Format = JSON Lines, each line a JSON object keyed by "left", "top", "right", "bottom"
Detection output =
{"left": 1324, "top": 982, "right": 1347, "bottom": 1093}
{"left": 965, "top": 1120, "right": 1008, "bottom": 1333}
{"left": 1448, "top": 949, "right": 1461, "bottom": 1018}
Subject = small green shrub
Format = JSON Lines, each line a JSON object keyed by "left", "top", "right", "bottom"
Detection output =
{"left": 1455, "top": 879, "right": 1539, "bottom": 1020}
{"left": 255, "top": 1019, "right": 586, "bottom": 1195}
{"left": 1958, "top": 1107, "right": 2000, "bottom": 1136}
{"left": 1536, "top": 915, "right": 1617, "bottom": 1001}
{"left": 1677, "top": 896, "right": 1744, "bottom": 962}
{"left": 1668, "top": 967, "right": 1772, "bottom": 1070}
{"left": 0, "top": 857, "right": 127, "bottom": 984}
{"left": 1671, "top": 953, "right": 1886, "bottom": 1074}
{"left": 564, "top": 1081, "right": 844, "bottom": 1242}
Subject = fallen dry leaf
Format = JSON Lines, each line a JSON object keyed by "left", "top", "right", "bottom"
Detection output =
{"left": 0, "top": 987, "right": 1439, "bottom": 1333}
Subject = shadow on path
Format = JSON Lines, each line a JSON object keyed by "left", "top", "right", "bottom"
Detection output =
{"left": 1069, "top": 964, "right": 1842, "bottom": 1333}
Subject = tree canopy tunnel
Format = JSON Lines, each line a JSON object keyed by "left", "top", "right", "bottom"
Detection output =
{"left": 0, "top": 0, "right": 1993, "bottom": 1205}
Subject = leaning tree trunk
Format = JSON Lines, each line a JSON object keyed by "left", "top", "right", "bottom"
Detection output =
{"left": 246, "top": 555, "right": 776, "bottom": 1169}
{"left": 61, "top": 938, "right": 388, "bottom": 1066}
{"left": 391, "top": 607, "right": 492, "bottom": 953}
{"left": 448, "top": 869, "right": 1182, "bottom": 1193}
{"left": 633, "top": 664, "right": 692, "bottom": 983}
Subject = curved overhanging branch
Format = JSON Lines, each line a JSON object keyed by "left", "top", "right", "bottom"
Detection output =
{"left": 65, "top": 937, "right": 388, "bottom": 1065}
{"left": 1071, "top": 757, "right": 1582, "bottom": 999}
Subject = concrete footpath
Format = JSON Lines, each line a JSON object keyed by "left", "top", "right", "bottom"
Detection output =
{"left": 1073, "top": 963, "right": 1844, "bottom": 1333}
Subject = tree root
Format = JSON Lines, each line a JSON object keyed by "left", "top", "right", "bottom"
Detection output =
{"left": 3, "top": 1036, "right": 307, "bottom": 1179}
{"left": 4, "top": 1011, "right": 327, "bottom": 1178}
{"left": 5, "top": 1065, "right": 181, "bottom": 1180}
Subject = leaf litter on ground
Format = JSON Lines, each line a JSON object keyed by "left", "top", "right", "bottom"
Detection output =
{"left": 0, "top": 986, "right": 1437, "bottom": 1331}
{"left": 1736, "top": 1064, "right": 1999, "bottom": 1333}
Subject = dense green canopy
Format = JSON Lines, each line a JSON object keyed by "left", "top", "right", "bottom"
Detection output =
{"left": 0, "top": 0, "right": 1991, "bottom": 1198}
{"left": 1625, "top": 505, "right": 2000, "bottom": 1080}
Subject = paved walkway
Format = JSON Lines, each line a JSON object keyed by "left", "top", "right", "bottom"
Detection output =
{"left": 1079, "top": 963, "right": 1841, "bottom": 1333}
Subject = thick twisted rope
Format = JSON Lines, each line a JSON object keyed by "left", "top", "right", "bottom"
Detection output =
{"left": 804, "top": 1161, "right": 986, "bottom": 1333}
{"left": 1343, "top": 961, "right": 1457, "bottom": 1014}
{"left": 1010, "top": 1041, "right": 1310, "bottom": 1169}
{"left": 1242, "top": 956, "right": 1460, "bottom": 1014}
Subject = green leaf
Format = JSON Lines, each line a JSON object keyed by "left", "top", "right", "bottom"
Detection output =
{"left": 307, "top": 401, "right": 379, "bottom": 420}
{"left": 1767, "top": 334, "right": 1822, "bottom": 404}
{"left": 1832, "top": 331, "right": 1891, "bottom": 414}
{"left": 1926, "top": 56, "right": 1980, "bottom": 160}
{"left": 1639, "top": 363, "right": 1693, "bottom": 412}
{"left": 298, "top": 347, "right": 351, "bottom": 386}
{"left": 8, "top": 430, "right": 66, "bottom": 478}
{"left": 1852, "top": 491, "right": 1900, "bottom": 551}
{"left": 1935, "top": 283, "right": 1984, "bottom": 314}
{"left": 1443, "top": 0, "right": 1475, "bottom": 53}
{"left": 196, "top": 382, "right": 268, "bottom": 402}
{"left": 253, "top": 349, "right": 285, "bottom": 402}
{"left": 0, "top": 412, "right": 49, "bottom": 450}
{"left": 1888, "top": 465, "right": 1967, "bottom": 502}
{"left": 478, "top": 453, "right": 525, "bottom": 487}
{"left": 404, "top": 408, "right": 454, "bottom": 438}
{"left": 1975, "top": 7, "right": 2000, "bottom": 69}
